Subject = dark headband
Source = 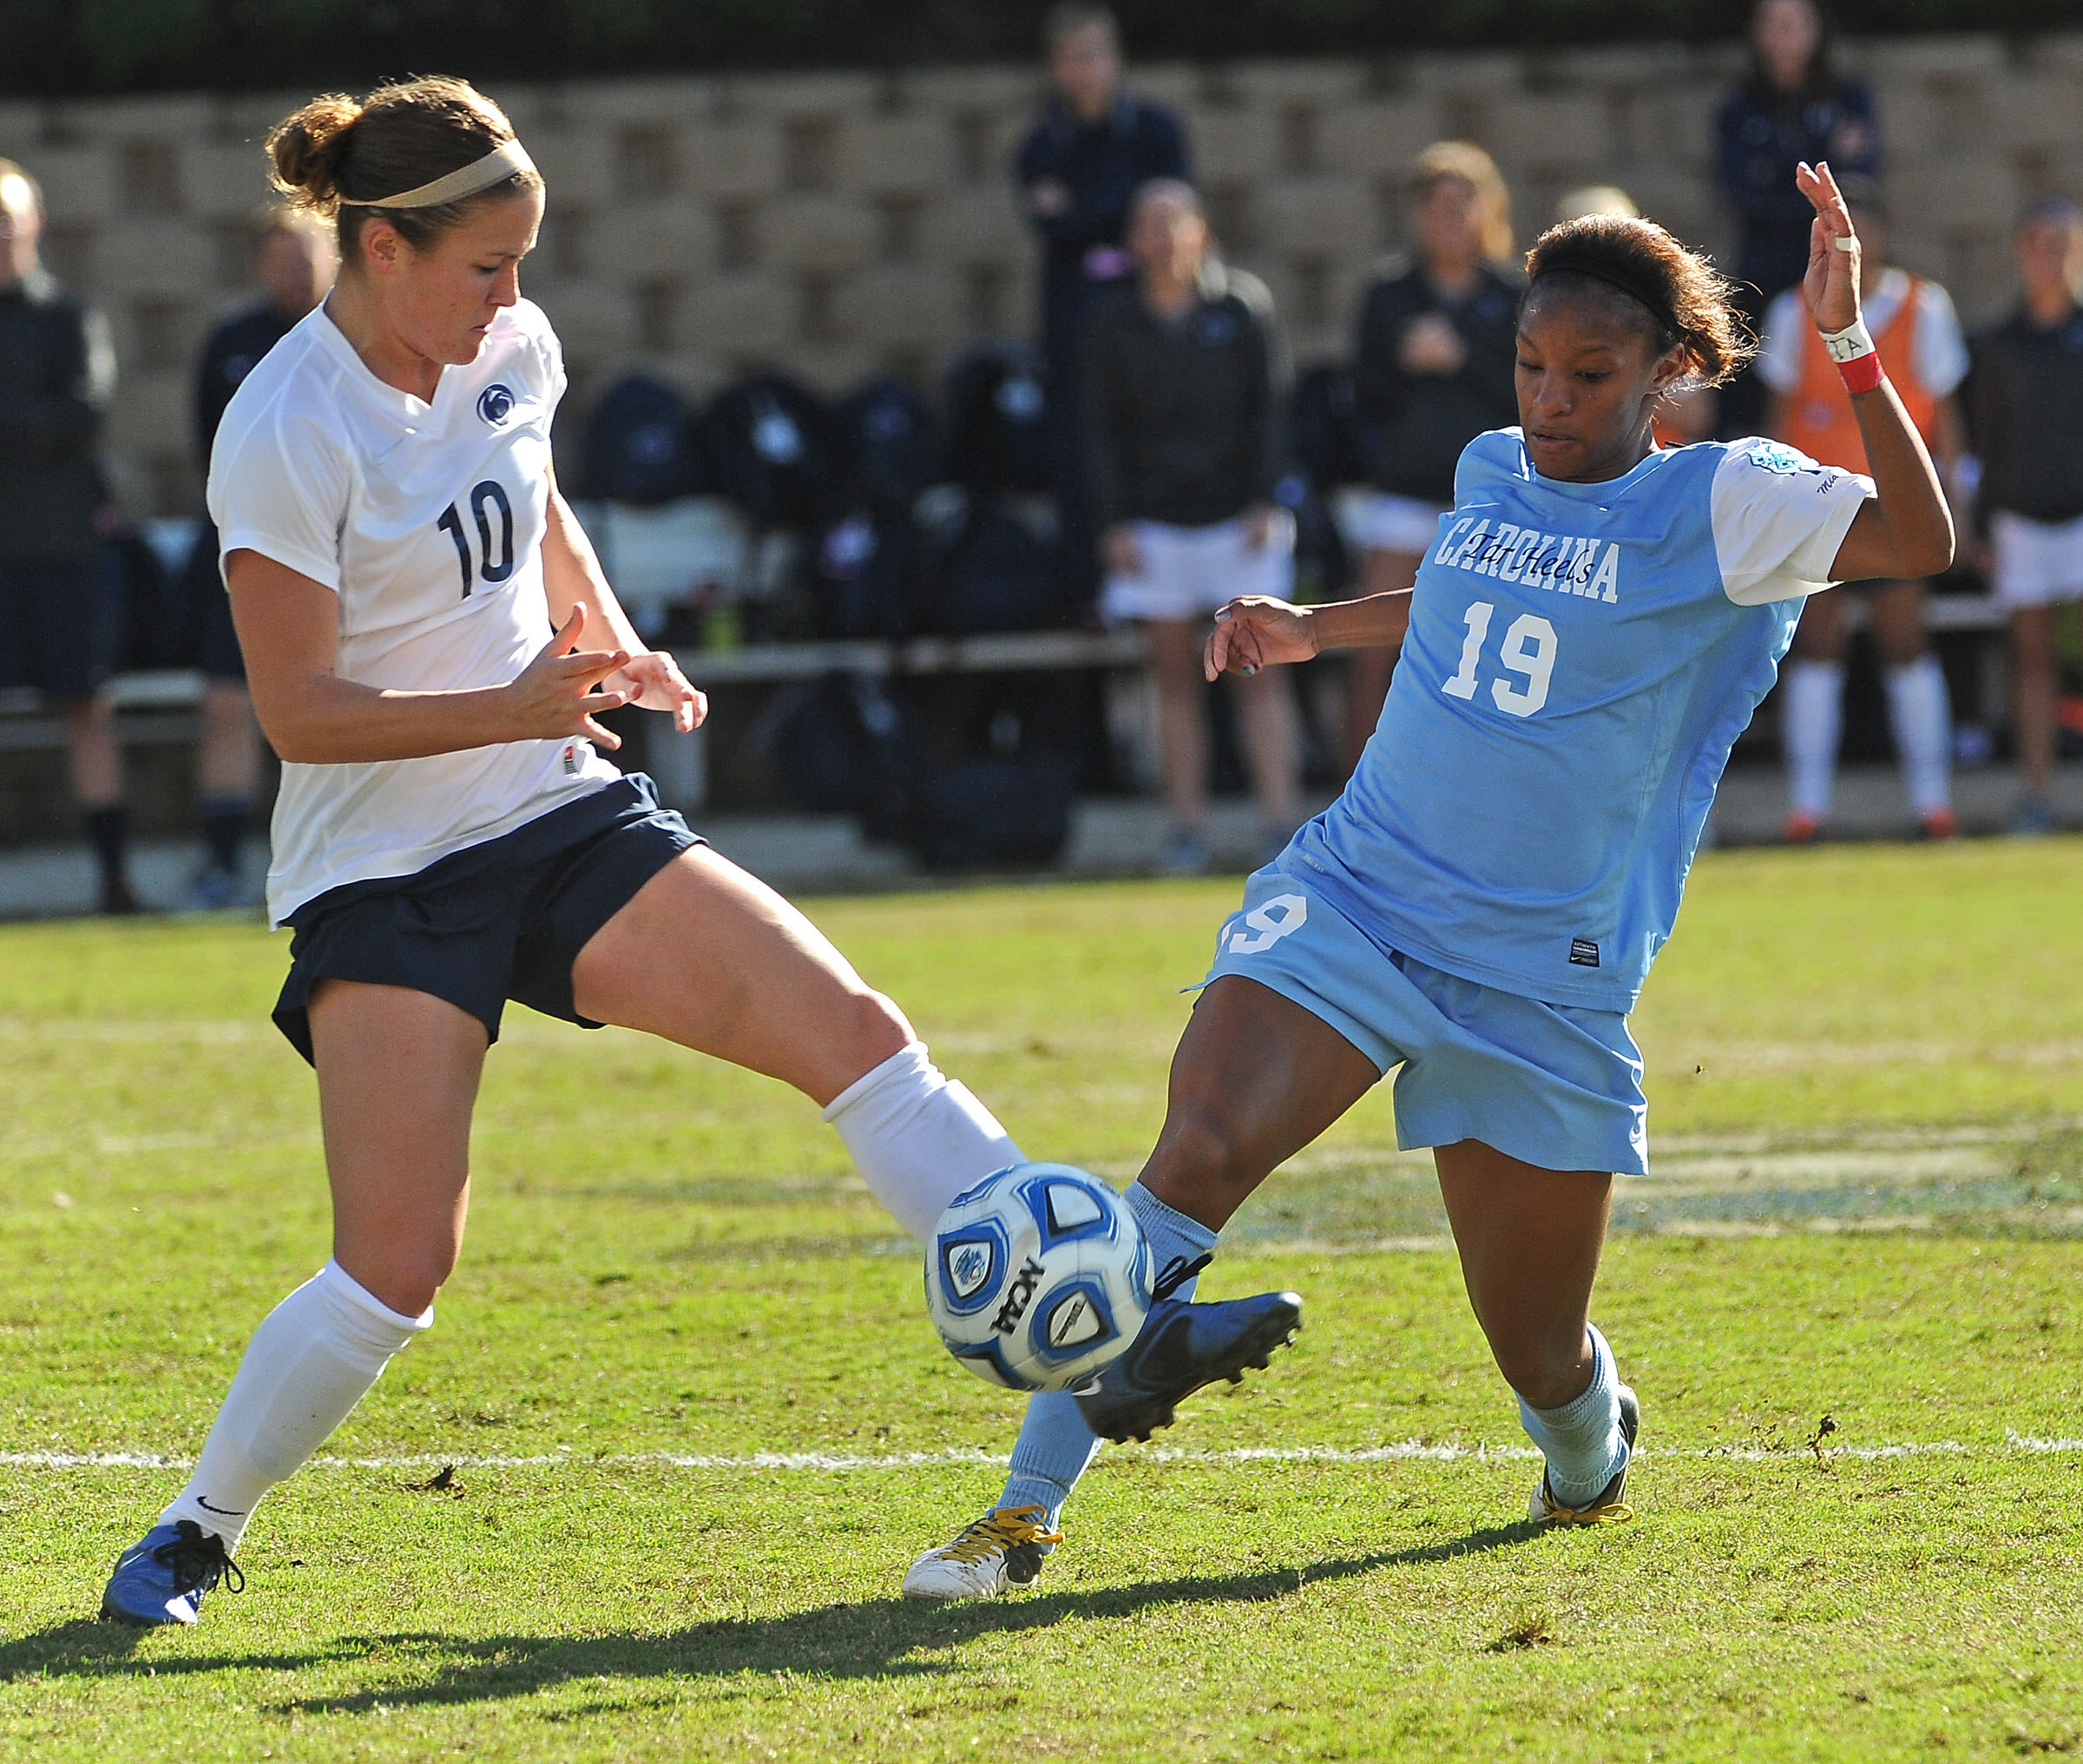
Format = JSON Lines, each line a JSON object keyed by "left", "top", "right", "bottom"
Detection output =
{"left": 1528, "top": 252, "right": 1678, "bottom": 338}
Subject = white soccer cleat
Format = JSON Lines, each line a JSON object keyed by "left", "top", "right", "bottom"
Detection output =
{"left": 901, "top": 1505, "right": 1061, "bottom": 1601}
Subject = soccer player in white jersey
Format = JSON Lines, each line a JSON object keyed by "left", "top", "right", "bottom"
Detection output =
{"left": 96, "top": 75, "right": 1284, "bottom": 1629}
{"left": 904, "top": 163, "right": 1952, "bottom": 1598}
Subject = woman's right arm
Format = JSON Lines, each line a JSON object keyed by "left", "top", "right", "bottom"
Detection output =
{"left": 227, "top": 548, "right": 634, "bottom": 764}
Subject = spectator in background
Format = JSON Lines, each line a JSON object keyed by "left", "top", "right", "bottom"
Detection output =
{"left": 1087, "top": 180, "right": 1299, "bottom": 875}
{"left": 1017, "top": 3, "right": 1188, "bottom": 612}
{"left": 1758, "top": 178, "right": 1965, "bottom": 843}
{"left": 172, "top": 208, "right": 336, "bottom": 908}
{"left": 1968, "top": 198, "right": 2083, "bottom": 836}
{"left": 1341, "top": 142, "right": 1520, "bottom": 773}
{"left": 1714, "top": 0, "right": 1878, "bottom": 436}
{"left": 0, "top": 159, "right": 128, "bottom": 913}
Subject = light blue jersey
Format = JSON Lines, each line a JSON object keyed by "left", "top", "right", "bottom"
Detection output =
{"left": 1281, "top": 430, "right": 1870, "bottom": 1012}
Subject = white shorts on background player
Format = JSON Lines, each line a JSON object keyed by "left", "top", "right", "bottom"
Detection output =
{"left": 1335, "top": 487, "right": 1451, "bottom": 557}
{"left": 207, "top": 297, "right": 621, "bottom": 926}
{"left": 1989, "top": 508, "right": 2083, "bottom": 608}
{"left": 1101, "top": 511, "right": 1295, "bottom": 624}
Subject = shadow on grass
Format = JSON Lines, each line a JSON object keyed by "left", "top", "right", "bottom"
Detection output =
{"left": 0, "top": 1522, "right": 1537, "bottom": 1710}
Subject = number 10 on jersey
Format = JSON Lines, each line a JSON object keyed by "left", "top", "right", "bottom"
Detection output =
{"left": 436, "top": 480, "right": 515, "bottom": 599}
{"left": 1442, "top": 600, "right": 1557, "bottom": 717}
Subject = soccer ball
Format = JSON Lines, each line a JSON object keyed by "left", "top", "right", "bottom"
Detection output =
{"left": 924, "top": 1163, "right": 1151, "bottom": 1392}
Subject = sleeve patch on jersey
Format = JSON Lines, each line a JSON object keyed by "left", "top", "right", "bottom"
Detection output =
{"left": 1744, "top": 441, "right": 1810, "bottom": 475}
{"left": 1569, "top": 938, "right": 1601, "bottom": 967}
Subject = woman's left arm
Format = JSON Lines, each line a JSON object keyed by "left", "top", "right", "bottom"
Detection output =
{"left": 1795, "top": 163, "right": 1955, "bottom": 583}
{"left": 540, "top": 472, "right": 704, "bottom": 733}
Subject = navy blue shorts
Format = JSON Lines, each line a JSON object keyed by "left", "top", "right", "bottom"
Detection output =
{"left": 170, "top": 521, "right": 246, "bottom": 681}
{"left": 273, "top": 774, "right": 702, "bottom": 1066}
{"left": 0, "top": 553, "right": 119, "bottom": 701}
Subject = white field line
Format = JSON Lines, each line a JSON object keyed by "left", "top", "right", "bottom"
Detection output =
{"left": 3, "top": 1433, "right": 2077, "bottom": 1474}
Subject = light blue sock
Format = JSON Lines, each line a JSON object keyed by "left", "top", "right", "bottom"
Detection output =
{"left": 1516, "top": 1323, "right": 1626, "bottom": 1507}
{"left": 996, "top": 1183, "right": 1219, "bottom": 1527}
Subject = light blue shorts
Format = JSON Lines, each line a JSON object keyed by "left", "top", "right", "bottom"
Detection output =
{"left": 1201, "top": 867, "right": 1649, "bottom": 1176}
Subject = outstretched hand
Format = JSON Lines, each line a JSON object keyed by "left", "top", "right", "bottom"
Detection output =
{"left": 505, "top": 600, "right": 633, "bottom": 750}
{"left": 1204, "top": 597, "right": 1316, "bottom": 682}
{"left": 1796, "top": 160, "right": 1862, "bottom": 336}
{"left": 610, "top": 649, "right": 706, "bottom": 734}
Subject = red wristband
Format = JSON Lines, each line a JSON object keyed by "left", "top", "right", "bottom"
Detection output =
{"left": 1837, "top": 351, "right": 1885, "bottom": 395}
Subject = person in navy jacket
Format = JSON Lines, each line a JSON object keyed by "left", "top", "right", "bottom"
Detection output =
{"left": 1714, "top": 0, "right": 1877, "bottom": 434}
{"left": 1015, "top": 4, "right": 1188, "bottom": 607}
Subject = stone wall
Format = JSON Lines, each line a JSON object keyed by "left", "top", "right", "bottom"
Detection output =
{"left": 3, "top": 33, "right": 2081, "bottom": 516}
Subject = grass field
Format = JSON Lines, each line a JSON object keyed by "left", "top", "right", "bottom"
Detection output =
{"left": 2, "top": 837, "right": 2081, "bottom": 1761}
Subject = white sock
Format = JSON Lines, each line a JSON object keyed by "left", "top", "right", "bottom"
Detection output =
{"left": 1885, "top": 655, "right": 1953, "bottom": 816}
{"left": 1517, "top": 1324, "right": 1626, "bottom": 1508}
{"left": 823, "top": 1041, "right": 1022, "bottom": 1240}
{"left": 160, "top": 1260, "right": 430, "bottom": 1551}
{"left": 1783, "top": 660, "right": 1843, "bottom": 819}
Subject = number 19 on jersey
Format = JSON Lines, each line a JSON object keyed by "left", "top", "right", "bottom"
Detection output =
{"left": 1442, "top": 600, "right": 1558, "bottom": 717}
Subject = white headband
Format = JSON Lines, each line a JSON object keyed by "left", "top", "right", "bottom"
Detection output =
{"left": 338, "top": 140, "right": 536, "bottom": 210}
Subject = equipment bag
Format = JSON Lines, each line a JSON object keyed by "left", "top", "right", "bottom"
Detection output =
{"left": 806, "top": 508, "right": 917, "bottom": 641}
{"left": 1290, "top": 362, "right": 1368, "bottom": 490}
{"left": 693, "top": 373, "right": 836, "bottom": 533}
{"left": 834, "top": 376, "right": 938, "bottom": 513}
{"left": 762, "top": 671, "right": 921, "bottom": 842}
{"left": 907, "top": 753, "right": 1077, "bottom": 869}
{"left": 921, "top": 492, "right": 1064, "bottom": 635}
{"left": 941, "top": 341, "right": 1053, "bottom": 493}
{"left": 578, "top": 373, "right": 706, "bottom": 505}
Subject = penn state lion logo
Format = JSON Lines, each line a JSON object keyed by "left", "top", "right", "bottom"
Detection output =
{"left": 476, "top": 384, "right": 516, "bottom": 427}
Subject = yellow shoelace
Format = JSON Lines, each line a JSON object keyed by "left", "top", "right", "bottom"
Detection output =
{"left": 1535, "top": 1483, "right": 1635, "bottom": 1525}
{"left": 936, "top": 1505, "right": 1064, "bottom": 1564}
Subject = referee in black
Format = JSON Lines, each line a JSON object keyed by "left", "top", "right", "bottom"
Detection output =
{"left": 173, "top": 208, "right": 333, "bottom": 908}
{"left": 0, "top": 159, "right": 128, "bottom": 912}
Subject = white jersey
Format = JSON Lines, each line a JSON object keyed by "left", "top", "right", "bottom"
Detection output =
{"left": 208, "top": 298, "right": 620, "bottom": 924}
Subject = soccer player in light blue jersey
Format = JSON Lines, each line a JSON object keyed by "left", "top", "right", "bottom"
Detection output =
{"left": 904, "top": 162, "right": 1953, "bottom": 1598}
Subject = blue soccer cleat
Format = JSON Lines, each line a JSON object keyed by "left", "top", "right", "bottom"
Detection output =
{"left": 1074, "top": 1261, "right": 1302, "bottom": 1444}
{"left": 100, "top": 1520, "right": 244, "bottom": 1626}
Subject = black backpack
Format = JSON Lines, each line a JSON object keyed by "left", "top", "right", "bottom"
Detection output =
{"left": 805, "top": 508, "right": 917, "bottom": 641}
{"left": 579, "top": 373, "right": 706, "bottom": 505}
{"left": 1291, "top": 363, "right": 1368, "bottom": 489}
{"left": 105, "top": 530, "right": 170, "bottom": 673}
{"left": 942, "top": 341, "right": 1053, "bottom": 493}
{"left": 834, "top": 376, "right": 938, "bottom": 512}
{"left": 759, "top": 671, "right": 921, "bottom": 842}
{"left": 909, "top": 754, "right": 1077, "bottom": 869}
{"left": 693, "top": 373, "right": 836, "bottom": 532}
{"left": 917, "top": 490, "right": 1065, "bottom": 635}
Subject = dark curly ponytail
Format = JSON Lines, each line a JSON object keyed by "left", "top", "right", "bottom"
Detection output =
{"left": 1523, "top": 214, "right": 1757, "bottom": 387}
